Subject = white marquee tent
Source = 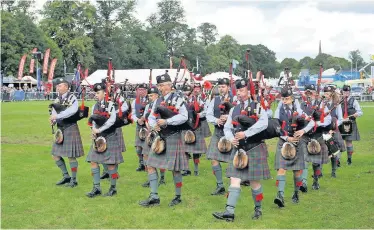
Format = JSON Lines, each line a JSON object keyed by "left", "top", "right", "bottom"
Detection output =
{"left": 203, "top": 72, "right": 241, "bottom": 82}
{"left": 82, "top": 69, "right": 192, "bottom": 85}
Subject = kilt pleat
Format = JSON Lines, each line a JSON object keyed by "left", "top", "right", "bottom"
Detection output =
{"left": 182, "top": 126, "right": 207, "bottom": 153}
{"left": 226, "top": 143, "right": 271, "bottom": 181}
{"left": 274, "top": 138, "right": 306, "bottom": 170}
{"left": 334, "top": 131, "right": 346, "bottom": 152}
{"left": 304, "top": 136, "right": 329, "bottom": 165}
{"left": 201, "top": 119, "right": 212, "bottom": 138}
{"left": 147, "top": 133, "right": 189, "bottom": 171}
{"left": 142, "top": 130, "right": 151, "bottom": 157}
{"left": 117, "top": 128, "right": 126, "bottom": 152}
{"left": 206, "top": 128, "right": 231, "bottom": 163}
{"left": 51, "top": 124, "right": 84, "bottom": 158}
{"left": 341, "top": 121, "right": 360, "bottom": 141}
{"left": 86, "top": 132, "right": 124, "bottom": 165}
{"left": 135, "top": 124, "right": 147, "bottom": 147}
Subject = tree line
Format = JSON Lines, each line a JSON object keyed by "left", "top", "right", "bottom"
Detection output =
{"left": 1, "top": 0, "right": 368, "bottom": 81}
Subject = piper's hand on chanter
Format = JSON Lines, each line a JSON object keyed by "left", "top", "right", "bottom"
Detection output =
{"left": 287, "top": 136, "right": 299, "bottom": 144}
{"left": 137, "top": 117, "right": 145, "bottom": 125}
{"left": 216, "top": 118, "right": 224, "bottom": 127}
{"left": 220, "top": 115, "right": 228, "bottom": 122}
{"left": 235, "top": 131, "right": 246, "bottom": 140}
{"left": 353, "top": 113, "right": 359, "bottom": 118}
{"left": 157, "top": 119, "right": 167, "bottom": 127}
{"left": 231, "top": 138, "right": 239, "bottom": 147}
{"left": 92, "top": 128, "right": 100, "bottom": 134}
{"left": 49, "top": 115, "right": 57, "bottom": 124}
{"left": 154, "top": 125, "right": 161, "bottom": 132}
{"left": 294, "top": 130, "right": 305, "bottom": 138}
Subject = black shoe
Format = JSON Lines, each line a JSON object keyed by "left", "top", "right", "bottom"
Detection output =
{"left": 240, "top": 180, "right": 251, "bottom": 186}
{"left": 65, "top": 178, "right": 78, "bottom": 188}
{"left": 139, "top": 195, "right": 160, "bottom": 207}
{"left": 274, "top": 192, "right": 285, "bottom": 208}
{"left": 337, "top": 159, "right": 341, "bottom": 167}
{"left": 103, "top": 185, "right": 117, "bottom": 197}
{"left": 312, "top": 180, "right": 320, "bottom": 190}
{"left": 252, "top": 206, "right": 262, "bottom": 220}
{"left": 182, "top": 170, "right": 191, "bottom": 176}
{"left": 56, "top": 176, "right": 71, "bottom": 185}
{"left": 86, "top": 186, "right": 102, "bottom": 198}
{"left": 291, "top": 191, "right": 299, "bottom": 203}
{"left": 347, "top": 158, "right": 352, "bottom": 165}
{"left": 100, "top": 172, "right": 109, "bottom": 180}
{"left": 136, "top": 164, "right": 145, "bottom": 172}
{"left": 169, "top": 195, "right": 182, "bottom": 207}
{"left": 211, "top": 185, "right": 226, "bottom": 196}
{"left": 212, "top": 210, "right": 234, "bottom": 222}
{"left": 158, "top": 177, "right": 166, "bottom": 186}
{"left": 142, "top": 181, "right": 150, "bottom": 188}
{"left": 194, "top": 171, "right": 199, "bottom": 176}
{"left": 299, "top": 183, "right": 308, "bottom": 193}
{"left": 331, "top": 172, "right": 337, "bottom": 178}
{"left": 187, "top": 153, "right": 192, "bottom": 159}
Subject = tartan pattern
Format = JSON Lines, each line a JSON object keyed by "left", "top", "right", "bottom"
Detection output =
{"left": 147, "top": 132, "right": 189, "bottom": 171}
{"left": 226, "top": 143, "right": 271, "bottom": 181}
{"left": 182, "top": 126, "right": 207, "bottom": 153}
{"left": 342, "top": 121, "right": 360, "bottom": 141}
{"left": 135, "top": 124, "right": 147, "bottom": 147}
{"left": 274, "top": 138, "right": 306, "bottom": 170}
{"left": 142, "top": 130, "right": 151, "bottom": 156}
{"left": 86, "top": 131, "right": 124, "bottom": 165}
{"left": 304, "top": 136, "right": 329, "bottom": 165}
{"left": 206, "top": 128, "right": 231, "bottom": 162}
{"left": 51, "top": 124, "right": 84, "bottom": 158}
{"left": 201, "top": 119, "right": 212, "bottom": 138}
{"left": 117, "top": 128, "right": 126, "bottom": 152}
{"left": 334, "top": 131, "right": 346, "bottom": 152}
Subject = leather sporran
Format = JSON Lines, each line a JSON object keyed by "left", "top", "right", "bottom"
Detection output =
{"left": 139, "top": 127, "right": 147, "bottom": 141}
{"left": 54, "top": 129, "right": 64, "bottom": 144}
{"left": 146, "top": 131, "right": 157, "bottom": 147}
{"left": 339, "top": 120, "right": 353, "bottom": 135}
{"left": 94, "top": 136, "right": 107, "bottom": 153}
{"left": 281, "top": 142, "right": 296, "bottom": 160}
{"left": 184, "top": 130, "right": 196, "bottom": 144}
{"left": 233, "top": 149, "right": 248, "bottom": 169}
{"left": 151, "top": 135, "right": 165, "bottom": 154}
{"left": 217, "top": 137, "right": 232, "bottom": 153}
{"left": 307, "top": 139, "right": 321, "bottom": 155}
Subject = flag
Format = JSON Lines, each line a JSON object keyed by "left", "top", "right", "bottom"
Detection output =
{"left": 48, "top": 58, "right": 57, "bottom": 82}
{"left": 43, "top": 48, "right": 50, "bottom": 74}
{"left": 75, "top": 63, "right": 81, "bottom": 85}
{"left": 64, "top": 59, "right": 67, "bottom": 75}
{"left": 17, "top": 54, "right": 27, "bottom": 80}
{"left": 232, "top": 59, "right": 239, "bottom": 69}
{"left": 170, "top": 56, "right": 173, "bottom": 69}
{"left": 37, "top": 68, "right": 41, "bottom": 90}
{"left": 29, "top": 48, "right": 37, "bottom": 74}
{"left": 84, "top": 68, "right": 88, "bottom": 78}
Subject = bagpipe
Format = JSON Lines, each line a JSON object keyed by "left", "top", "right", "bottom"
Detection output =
{"left": 338, "top": 96, "right": 355, "bottom": 136}
{"left": 184, "top": 94, "right": 205, "bottom": 145}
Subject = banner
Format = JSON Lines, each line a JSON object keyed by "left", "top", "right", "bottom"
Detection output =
{"left": 170, "top": 56, "right": 173, "bottom": 69}
{"left": 48, "top": 58, "right": 57, "bottom": 82}
{"left": 84, "top": 68, "right": 88, "bottom": 78}
{"left": 37, "top": 68, "right": 42, "bottom": 90}
{"left": 29, "top": 48, "right": 38, "bottom": 74}
{"left": 17, "top": 54, "right": 27, "bottom": 80}
{"left": 371, "top": 66, "right": 374, "bottom": 78}
{"left": 43, "top": 48, "right": 50, "bottom": 74}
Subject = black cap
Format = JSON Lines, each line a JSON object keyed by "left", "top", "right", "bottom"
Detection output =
{"left": 156, "top": 72, "right": 172, "bottom": 84}
{"left": 54, "top": 78, "right": 70, "bottom": 86}
{"left": 305, "top": 84, "right": 316, "bottom": 91}
{"left": 217, "top": 78, "right": 230, "bottom": 86}
{"left": 235, "top": 79, "right": 248, "bottom": 90}
{"left": 138, "top": 83, "right": 147, "bottom": 89}
{"left": 148, "top": 86, "right": 159, "bottom": 95}
{"left": 323, "top": 85, "right": 334, "bottom": 93}
{"left": 182, "top": 85, "right": 192, "bottom": 92}
{"left": 93, "top": 82, "right": 106, "bottom": 92}
{"left": 342, "top": 85, "right": 351, "bottom": 91}
{"left": 280, "top": 86, "right": 293, "bottom": 97}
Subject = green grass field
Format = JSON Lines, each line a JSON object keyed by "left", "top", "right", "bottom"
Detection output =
{"left": 1, "top": 101, "right": 374, "bottom": 229}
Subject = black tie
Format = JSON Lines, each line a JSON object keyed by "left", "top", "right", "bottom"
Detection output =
{"left": 241, "top": 101, "right": 245, "bottom": 110}
{"left": 286, "top": 105, "right": 291, "bottom": 118}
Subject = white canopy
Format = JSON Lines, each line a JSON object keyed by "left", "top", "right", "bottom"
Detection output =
{"left": 202, "top": 72, "right": 241, "bottom": 82}
{"left": 83, "top": 69, "right": 192, "bottom": 85}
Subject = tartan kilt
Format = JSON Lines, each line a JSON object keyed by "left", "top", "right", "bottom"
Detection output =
{"left": 86, "top": 131, "right": 124, "bottom": 165}
{"left": 51, "top": 124, "right": 84, "bottom": 158}
{"left": 142, "top": 130, "right": 151, "bottom": 157}
{"left": 304, "top": 135, "right": 329, "bottom": 165}
{"left": 135, "top": 124, "right": 147, "bottom": 147}
{"left": 274, "top": 138, "right": 306, "bottom": 170}
{"left": 206, "top": 128, "right": 231, "bottom": 163}
{"left": 200, "top": 119, "right": 212, "bottom": 138}
{"left": 341, "top": 121, "right": 360, "bottom": 141}
{"left": 182, "top": 126, "right": 207, "bottom": 153}
{"left": 117, "top": 128, "right": 126, "bottom": 152}
{"left": 226, "top": 143, "right": 271, "bottom": 181}
{"left": 334, "top": 130, "right": 346, "bottom": 153}
{"left": 147, "top": 132, "right": 189, "bottom": 171}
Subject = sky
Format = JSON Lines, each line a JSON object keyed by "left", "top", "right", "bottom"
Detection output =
{"left": 35, "top": 0, "right": 374, "bottom": 63}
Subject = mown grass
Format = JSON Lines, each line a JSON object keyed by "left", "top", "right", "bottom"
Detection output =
{"left": 1, "top": 101, "right": 374, "bottom": 229}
